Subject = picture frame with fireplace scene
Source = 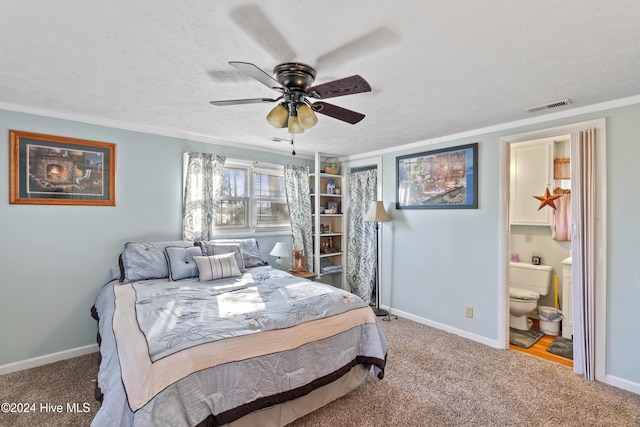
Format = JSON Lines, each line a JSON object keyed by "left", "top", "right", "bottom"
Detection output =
{"left": 9, "top": 130, "right": 116, "bottom": 206}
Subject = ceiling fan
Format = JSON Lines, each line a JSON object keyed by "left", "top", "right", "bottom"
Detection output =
{"left": 209, "top": 61, "right": 371, "bottom": 134}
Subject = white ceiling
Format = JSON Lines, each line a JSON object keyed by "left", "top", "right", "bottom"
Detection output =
{"left": 1, "top": 1, "right": 639, "bottom": 157}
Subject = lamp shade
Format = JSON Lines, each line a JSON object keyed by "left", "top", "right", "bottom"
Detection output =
{"left": 266, "top": 104, "right": 288, "bottom": 128}
{"left": 270, "top": 242, "right": 289, "bottom": 258}
{"left": 297, "top": 103, "right": 318, "bottom": 129}
{"left": 364, "top": 201, "right": 391, "bottom": 223}
{"left": 287, "top": 114, "right": 304, "bottom": 134}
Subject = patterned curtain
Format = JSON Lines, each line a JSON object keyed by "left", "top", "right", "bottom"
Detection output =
{"left": 182, "top": 152, "right": 226, "bottom": 242}
{"left": 347, "top": 168, "right": 377, "bottom": 303}
{"left": 284, "top": 165, "right": 313, "bottom": 271}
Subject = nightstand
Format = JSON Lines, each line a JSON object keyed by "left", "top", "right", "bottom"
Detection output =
{"left": 287, "top": 270, "right": 318, "bottom": 281}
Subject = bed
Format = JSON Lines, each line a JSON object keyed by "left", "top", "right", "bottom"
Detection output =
{"left": 91, "top": 239, "right": 387, "bottom": 426}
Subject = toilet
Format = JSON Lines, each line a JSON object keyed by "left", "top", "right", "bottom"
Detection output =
{"left": 509, "top": 261, "right": 553, "bottom": 330}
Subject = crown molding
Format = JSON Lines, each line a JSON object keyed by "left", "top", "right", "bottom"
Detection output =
{"left": 346, "top": 94, "right": 640, "bottom": 161}
{"left": 0, "top": 101, "right": 314, "bottom": 160}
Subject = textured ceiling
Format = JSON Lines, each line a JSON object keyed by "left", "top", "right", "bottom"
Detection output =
{"left": 1, "top": 1, "right": 639, "bottom": 157}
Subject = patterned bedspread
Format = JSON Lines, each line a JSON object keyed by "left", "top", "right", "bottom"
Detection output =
{"left": 92, "top": 266, "right": 386, "bottom": 426}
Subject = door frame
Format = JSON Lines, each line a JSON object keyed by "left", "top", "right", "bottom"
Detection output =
{"left": 499, "top": 117, "right": 607, "bottom": 381}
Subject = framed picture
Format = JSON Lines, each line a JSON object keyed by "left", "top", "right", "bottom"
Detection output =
{"left": 9, "top": 130, "right": 116, "bottom": 206}
{"left": 326, "top": 201, "right": 339, "bottom": 214}
{"left": 396, "top": 143, "right": 478, "bottom": 209}
{"left": 319, "top": 221, "right": 331, "bottom": 233}
{"left": 291, "top": 249, "right": 306, "bottom": 271}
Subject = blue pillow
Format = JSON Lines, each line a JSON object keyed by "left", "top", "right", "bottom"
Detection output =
{"left": 208, "top": 243, "right": 245, "bottom": 270}
{"left": 120, "top": 240, "right": 197, "bottom": 282}
{"left": 164, "top": 246, "right": 203, "bottom": 281}
{"left": 202, "top": 238, "right": 267, "bottom": 268}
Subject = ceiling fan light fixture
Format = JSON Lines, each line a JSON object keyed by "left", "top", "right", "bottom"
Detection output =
{"left": 266, "top": 104, "right": 288, "bottom": 128}
{"left": 211, "top": 62, "right": 371, "bottom": 132}
{"left": 288, "top": 115, "right": 304, "bottom": 134}
{"left": 297, "top": 103, "right": 318, "bottom": 129}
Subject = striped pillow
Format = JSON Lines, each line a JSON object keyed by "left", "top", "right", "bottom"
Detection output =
{"left": 194, "top": 252, "right": 242, "bottom": 281}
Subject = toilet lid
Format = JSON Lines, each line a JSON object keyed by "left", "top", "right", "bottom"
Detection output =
{"left": 510, "top": 287, "right": 539, "bottom": 301}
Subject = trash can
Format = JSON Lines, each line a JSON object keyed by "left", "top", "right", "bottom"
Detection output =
{"left": 538, "top": 306, "right": 563, "bottom": 336}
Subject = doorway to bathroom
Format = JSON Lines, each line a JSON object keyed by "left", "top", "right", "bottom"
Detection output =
{"left": 500, "top": 118, "right": 607, "bottom": 380}
{"left": 507, "top": 134, "right": 572, "bottom": 367}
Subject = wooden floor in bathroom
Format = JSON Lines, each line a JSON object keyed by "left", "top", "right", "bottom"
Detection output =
{"left": 509, "top": 319, "right": 573, "bottom": 368}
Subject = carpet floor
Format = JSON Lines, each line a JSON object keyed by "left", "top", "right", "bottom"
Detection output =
{"left": 1, "top": 316, "right": 639, "bottom": 426}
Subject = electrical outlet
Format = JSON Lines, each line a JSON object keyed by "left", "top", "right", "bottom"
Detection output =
{"left": 465, "top": 306, "right": 473, "bottom": 318}
{"left": 525, "top": 233, "right": 533, "bottom": 243}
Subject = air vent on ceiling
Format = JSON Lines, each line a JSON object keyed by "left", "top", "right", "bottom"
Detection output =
{"left": 525, "top": 98, "right": 572, "bottom": 113}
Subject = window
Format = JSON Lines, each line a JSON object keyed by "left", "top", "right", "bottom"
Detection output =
{"left": 218, "top": 167, "right": 248, "bottom": 227}
{"left": 216, "top": 161, "right": 290, "bottom": 232}
{"left": 253, "top": 166, "right": 289, "bottom": 228}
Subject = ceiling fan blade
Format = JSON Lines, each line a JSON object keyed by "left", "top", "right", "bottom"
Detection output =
{"left": 209, "top": 97, "right": 279, "bottom": 106}
{"left": 229, "top": 61, "right": 285, "bottom": 91}
{"left": 312, "top": 102, "right": 365, "bottom": 124}
{"left": 314, "top": 27, "right": 400, "bottom": 69}
{"left": 229, "top": 5, "right": 297, "bottom": 61}
{"left": 308, "top": 75, "right": 371, "bottom": 99}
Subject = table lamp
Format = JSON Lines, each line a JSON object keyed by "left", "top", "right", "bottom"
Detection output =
{"left": 270, "top": 242, "right": 289, "bottom": 268}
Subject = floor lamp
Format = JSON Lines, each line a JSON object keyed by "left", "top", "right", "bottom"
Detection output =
{"left": 364, "top": 200, "right": 391, "bottom": 316}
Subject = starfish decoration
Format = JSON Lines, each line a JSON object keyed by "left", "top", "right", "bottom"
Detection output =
{"left": 533, "top": 188, "right": 562, "bottom": 210}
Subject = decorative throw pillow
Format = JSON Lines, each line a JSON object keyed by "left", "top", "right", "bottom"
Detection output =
{"left": 203, "top": 238, "right": 267, "bottom": 268}
{"left": 164, "top": 246, "right": 203, "bottom": 281}
{"left": 120, "top": 240, "right": 194, "bottom": 282}
{"left": 194, "top": 252, "right": 242, "bottom": 281}
{"left": 207, "top": 243, "right": 245, "bottom": 270}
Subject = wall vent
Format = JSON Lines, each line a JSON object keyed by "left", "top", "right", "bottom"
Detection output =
{"left": 525, "top": 98, "right": 571, "bottom": 113}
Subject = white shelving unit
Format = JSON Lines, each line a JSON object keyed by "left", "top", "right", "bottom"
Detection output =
{"left": 310, "top": 153, "right": 346, "bottom": 289}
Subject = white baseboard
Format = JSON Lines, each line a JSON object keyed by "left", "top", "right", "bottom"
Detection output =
{"left": 604, "top": 374, "right": 640, "bottom": 395}
{"left": 0, "top": 344, "right": 99, "bottom": 376}
{"left": 384, "top": 306, "right": 501, "bottom": 349}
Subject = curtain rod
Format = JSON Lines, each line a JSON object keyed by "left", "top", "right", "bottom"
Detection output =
{"left": 350, "top": 165, "right": 377, "bottom": 173}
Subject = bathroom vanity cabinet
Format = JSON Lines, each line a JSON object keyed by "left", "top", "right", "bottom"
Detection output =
{"left": 562, "top": 257, "right": 573, "bottom": 339}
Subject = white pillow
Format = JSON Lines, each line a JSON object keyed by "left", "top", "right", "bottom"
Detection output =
{"left": 194, "top": 252, "right": 242, "bottom": 281}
